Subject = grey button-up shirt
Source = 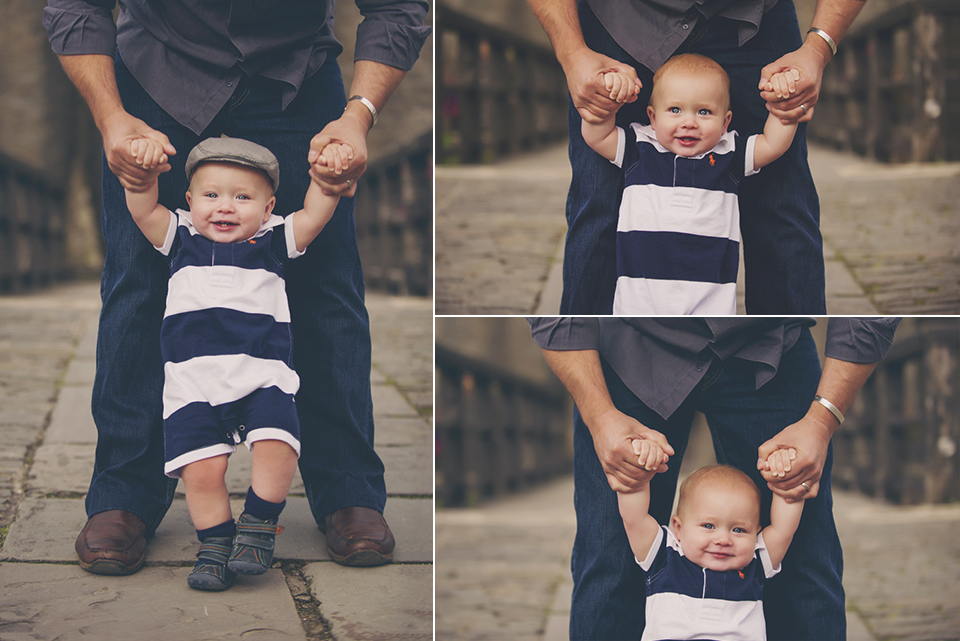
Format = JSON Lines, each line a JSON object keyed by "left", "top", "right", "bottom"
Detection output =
{"left": 44, "top": 0, "right": 431, "bottom": 134}
{"left": 528, "top": 318, "right": 900, "bottom": 420}
{"left": 586, "top": 0, "right": 779, "bottom": 73}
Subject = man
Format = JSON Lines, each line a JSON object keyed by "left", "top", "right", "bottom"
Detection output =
{"left": 526, "top": 0, "right": 868, "bottom": 314}
{"left": 529, "top": 317, "right": 900, "bottom": 640}
{"left": 44, "top": 0, "right": 430, "bottom": 574}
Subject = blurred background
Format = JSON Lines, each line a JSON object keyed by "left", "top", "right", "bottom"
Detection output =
{"left": 435, "top": 317, "right": 960, "bottom": 641}
{"left": 435, "top": 0, "right": 960, "bottom": 315}
{"left": 0, "top": 1, "right": 433, "bottom": 297}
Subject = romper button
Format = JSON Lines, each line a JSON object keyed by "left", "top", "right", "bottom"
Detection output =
{"left": 683, "top": 23, "right": 689, "bottom": 29}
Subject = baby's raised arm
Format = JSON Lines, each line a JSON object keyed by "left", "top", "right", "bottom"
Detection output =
{"left": 124, "top": 138, "right": 173, "bottom": 247}
{"left": 291, "top": 143, "right": 356, "bottom": 253}
{"left": 760, "top": 446, "right": 816, "bottom": 569}
{"left": 581, "top": 70, "right": 641, "bottom": 162}
{"left": 617, "top": 438, "right": 667, "bottom": 562}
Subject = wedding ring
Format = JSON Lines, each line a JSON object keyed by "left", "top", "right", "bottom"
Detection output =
{"left": 800, "top": 482, "right": 811, "bottom": 493}
{"left": 346, "top": 179, "right": 351, "bottom": 188}
{"left": 800, "top": 104, "right": 808, "bottom": 115}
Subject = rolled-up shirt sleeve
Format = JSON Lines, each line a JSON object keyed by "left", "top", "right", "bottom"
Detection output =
{"left": 528, "top": 318, "right": 601, "bottom": 351}
{"left": 354, "top": 0, "right": 431, "bottom": 70}
{"left": 44, "top": 0, "right": 117, "bottom": 56}
{"left": 825, "top": 318, "right": 901, "bottom": 363}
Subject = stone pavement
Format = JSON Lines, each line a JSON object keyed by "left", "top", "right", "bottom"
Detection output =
{"left": 436, "top": 475, "right": 960, "bottom": 641}
{"left": 436, "top": 143, "right": 960, "bottom": 315}
{"left": 0, "top": 281, "right": 433, "bottom": 641}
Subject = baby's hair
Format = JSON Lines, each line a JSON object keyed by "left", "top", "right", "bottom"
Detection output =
{"left": 677, "top": 464, "right": 761, "bottom": 523}
{"left": 650, "top": 53, "right": 731, "bottom": 112}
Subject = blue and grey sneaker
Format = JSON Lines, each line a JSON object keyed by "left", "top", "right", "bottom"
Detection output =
{"left": 227, "top": 513, "right": 282, "bottom": 575}
{"left": 188, "top": 536, "right": 236, "bottom": 591}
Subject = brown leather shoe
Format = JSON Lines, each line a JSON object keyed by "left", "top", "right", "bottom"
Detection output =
{"left": 75, "top": 510, "right": 147, "bottom": 575}
{"left": 323, "top": 507, "right": 395, "bottom": 567}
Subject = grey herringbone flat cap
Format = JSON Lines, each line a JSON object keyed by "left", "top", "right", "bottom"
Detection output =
{"left": 185, "top": 137, "right": 279, "bottom": 190}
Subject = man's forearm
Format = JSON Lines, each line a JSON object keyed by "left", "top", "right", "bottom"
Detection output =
{"left": 805, "top": 0, "right": 868, "bottom": 61}
{"left": 540, "top": 348, "right": 616, "bottom": 427}
{"left": 809, "top": 357, "right": 878, "bottom": 436}
{"left": 344, "top": 60, "right": 408, "bottom": 131}
{"left": 526, "top": 0, "right": 588, "bottom": 68}
{"left": 57, "top": 54, "right": 125, "bottom": 133}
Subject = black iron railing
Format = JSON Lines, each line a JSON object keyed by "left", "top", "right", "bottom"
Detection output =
{"left": 0, "top": 152, "right": 68, "bottom": 291}
{"left": 437, "top": 6, "right": 568, "bottom": 164}
{"left": 355, "top": 132, "right": 432, "bottom": 296}
{"left": 436, "top": 344, "right": 572, "bottom": 507}
{"left": 834, "top": 320, "right": 959, "bottom": 504}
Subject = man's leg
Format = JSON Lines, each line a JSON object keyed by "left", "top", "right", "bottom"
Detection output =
{"left": 698, "top": 329, "right": 845, "bottom": 640}
{"left": 78, "top": 52, "right": 200, "bottom": 575}
{"left": 561, "top": 0, "right": 654, "bottom": 314}
{"left": 225, "top": 62, "right": 392, "bottom": 565}
{"left": 688, "top": 3, "right": 826, "bottom": 314}
{"left": 570, "top": 356, "right": 697, "bottom": 640}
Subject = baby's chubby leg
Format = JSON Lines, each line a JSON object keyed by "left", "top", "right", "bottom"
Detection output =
{"left": 181, "top": 454, "right": 232, "bottom": 530}
{"left": 250, "top": 439, "right": 299, "bottom": 504}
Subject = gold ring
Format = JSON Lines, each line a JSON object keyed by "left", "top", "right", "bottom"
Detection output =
{"left": 800, "top": 481, "right": 811, "bottom": 493}
{"left": 800, "top": 104, "right": 808, "bottom": 115}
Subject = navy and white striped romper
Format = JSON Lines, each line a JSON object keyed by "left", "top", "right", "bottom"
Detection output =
{"left": 156, "top": 209, "right": 303, "bottom": 477}
{"left": 612, "top": 124, "right": 760, "bottom": 315}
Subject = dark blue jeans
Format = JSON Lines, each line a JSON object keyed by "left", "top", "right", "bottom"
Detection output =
{"left": 86, "top": 52, "right": 386, "bottom": 534}
{"left": 561, "top": 0, "right": 826, "bottom": 314}
{"left": 570, "top": 328, "right": 844, "bottom": 640}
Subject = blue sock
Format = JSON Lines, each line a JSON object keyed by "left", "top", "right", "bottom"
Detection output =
{"left": 244, "top": 486, "right": 285, "bottom": 522}
{"left": 196, "top": 520, "right": 236, "bottom": 542}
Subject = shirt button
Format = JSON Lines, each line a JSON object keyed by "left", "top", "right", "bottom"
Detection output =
{"left": 683, "top": 23, "right": 689, "bottom": 29}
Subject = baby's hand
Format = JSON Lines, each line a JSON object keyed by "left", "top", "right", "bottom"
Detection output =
{"left": 317, "top": 142, "right": 354, "bottom": 176}
{"left": 762, "top": 447, "right": 797, "bottom": 478}
{"left": 764, "top": 69, "right": 801, "bottom": 100}
{"left": 603, "top": 70, "right": 641, "bottom": 104}
{"left": 130, "top": 138, "right": 168, "bottom": 171}
{"left": 631, "top": 438, "right": 668, "bottom": 472}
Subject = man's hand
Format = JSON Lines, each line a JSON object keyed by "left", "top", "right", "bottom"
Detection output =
{"left": 102, "top": 111, "right": 176, "bottom": 193}
{"left": 308, "top": 111, "right": 368, "bottom": 196}
{"left": 757, "top": 413, "right": 833, "bottom": 503}
{"left": 759, "top": 43, "right": 827, "bottom": 124}
{"left": 564, "top": 48, "right": 641, "bottom": 124}
{"left": 591, "top": 408, "right": 673, "bottom": 492}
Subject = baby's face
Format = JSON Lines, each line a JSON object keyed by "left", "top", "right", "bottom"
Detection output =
{"left": 671, "top": 483, "right": 759, "bottom": 572}
{"left": 186, "top": 163, "right": 276, "bottom": 244}
{"left": 647, "top": 71, "right": 732, "bottom": 157}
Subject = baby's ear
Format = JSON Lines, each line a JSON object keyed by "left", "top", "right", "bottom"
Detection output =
{"left": 723, "top": 110, "right": 732, "bottom": 132}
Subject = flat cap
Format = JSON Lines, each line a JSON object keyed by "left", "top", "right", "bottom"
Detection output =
{"left": 185, "top": 137, "right": 279, "bottom": 190}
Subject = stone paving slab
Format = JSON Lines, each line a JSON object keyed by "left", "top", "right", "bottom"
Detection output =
{"left": 2, "top": 496, "right": 432, "bottom": 565}
{"left": 0, "top": 563, "right": 305, "bottom": 641}
{"left": 302, "top": 563, "right": 432, "bottom": 641}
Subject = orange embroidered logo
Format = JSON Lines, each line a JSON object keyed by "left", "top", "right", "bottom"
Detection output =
{"left": 248, "top": 239, "right": 257, "bottom": 244}
{"left": 738, "top": 570, "right": 745, "bottom": 579}
{"left": 709, "top": 154, "right": 716, "bottom": 166}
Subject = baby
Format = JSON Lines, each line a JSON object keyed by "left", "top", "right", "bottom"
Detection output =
{"left": 618, "top": 441, "right": 814, "bottom": 640}
{"left": 125, "top": 135, "right": 353, "bottom": 591}
{"left": 583, "top": 53, "right": 802, "bottom": 314}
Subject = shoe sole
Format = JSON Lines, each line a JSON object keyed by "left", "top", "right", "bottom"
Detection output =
{"left": 78, "top": 555, "right": 145, "bottom": 576}
{"left": 328, "top": 548, "right": 393, "bottom": 567}
{"left": 227, "top": 560, "right": 270, "bottom": 576}
{"left": 187, "top": 575, "right": 234, "bottom": 591}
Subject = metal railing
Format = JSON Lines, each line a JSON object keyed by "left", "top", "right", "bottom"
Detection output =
{"left": 437, "top": 6, "right": 568, "bottom": 164}
{"left": 0, "top": 152, "right": 68, "bottom": 292}
{"left": 810, "top": 0, "right": 960, "bottom": 162}
{"left": 436, "top": 345, "right": 572, "bottom": 507}
{"left": 355, "top": 132, "right": 432, "bottom": 296}
{"left": 833, "top": 320, "right": 959, "bottom": 504}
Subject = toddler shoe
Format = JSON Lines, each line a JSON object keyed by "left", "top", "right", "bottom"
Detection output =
{"left": 188, "top": 536, "right": 236, "bottom": 591}
{"left": 227, "top": 512, "right": 283, "bottom": 575}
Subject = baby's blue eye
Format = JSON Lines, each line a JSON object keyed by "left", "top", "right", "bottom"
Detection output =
{"left": 701, "top": 523, "right": 715, "bottom": 530}
{"left": 669, "top": 107, "right": 681, "bottom": 114}
{"left": 237, "top": 194, "right": 250, "bottom": 200}
{"left": 733, "top": 527, "right": 746, "bottom": 533}
{"left": 699, "top": 109, "right": 711, "bottom": 116}
{"left": 204, "top": 192, "right": 217, "bottom": 198}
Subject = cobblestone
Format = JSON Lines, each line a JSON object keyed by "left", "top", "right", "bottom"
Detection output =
{"left": 436, "top": 143, "right": 959, "bottom": 314}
